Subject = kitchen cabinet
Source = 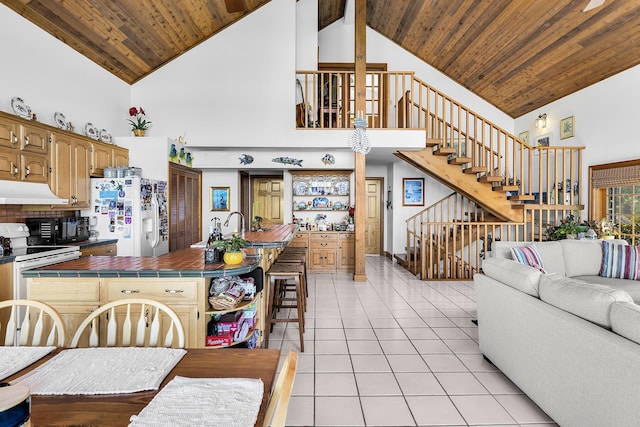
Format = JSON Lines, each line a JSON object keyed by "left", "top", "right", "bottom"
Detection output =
{"left": 103, "top": 278, "right": 202, "bottom": 348}
{"left": 28, "top": 278, "right": 101, "bottom": 347}
{"left": 80, "top": 242, "right": 117, "bottom": 257}
{"left": 113, "top": 145, "right": 129, "bottom": 167}
{"left": 338, "top": 232, "right": 355, "bottom": 269}
{"left": 0, "top": 113, "right": 49, "bottom": 183}
{"left": 309, "top": 232, "right": 338, "bottom": 271}
{"left": 50, "top": 133, "right": 91, "bottom": 209}
{"left": 91, "top": 141, "right": 129, "bottom": 177}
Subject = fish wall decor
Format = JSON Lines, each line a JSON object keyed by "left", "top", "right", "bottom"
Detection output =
{"left": 272, "top": 157, "right": 303, "bottom": 167}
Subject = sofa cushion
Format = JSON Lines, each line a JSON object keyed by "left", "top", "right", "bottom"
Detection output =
{"left": 600, "top": 240, "right": 640, "bottom": 280}
{"left": 492, "top": 241, "right": 566, "bottom": 275}
{"left": 610, "top": 302, "right": 640, "bottom": 345}
{"left": 481, "top": 257, "right": 543, "bottom": 297}
{"left": 539, "top": 273, "right": 634, "bottom": 328}
{"left": 576, "top": 276, "right": 640, "bottom": 304}
{"left": 510, "top": 244, "right": 545, "bottom": 272}
{"left": 560, "top": 240, "right": 604, "bottom": 277}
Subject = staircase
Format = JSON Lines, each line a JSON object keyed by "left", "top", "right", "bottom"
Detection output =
{"left": 296, "top": 70, "right": 585, "bottom": 280}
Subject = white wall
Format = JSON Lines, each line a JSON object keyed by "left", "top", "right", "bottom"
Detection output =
{"left": 296, "top": 0, "right": 318, "bottom": 70}
{"left": 202, "top": 169, "right": 243, "bottom": 238}
{"left": 515, "top": 64, "right": 640, "bottom": 208}
{"left": 390, "top": 161, "right": 453, "bottom": 254}
{"left": 0, "top": 4, "right": 130, "bottom": 136}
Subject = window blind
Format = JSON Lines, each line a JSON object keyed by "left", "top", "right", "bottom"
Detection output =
{"left": 592, "top": 165, "right": 640, "bottom": 188}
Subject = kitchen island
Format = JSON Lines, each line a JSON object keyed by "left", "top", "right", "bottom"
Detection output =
{"left": 23, "top": 224, "right": 297, "bottom": 349}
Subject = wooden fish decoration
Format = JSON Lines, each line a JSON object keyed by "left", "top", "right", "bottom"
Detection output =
{"left": 272, "top": 156, "right": 303, "bottom": 167}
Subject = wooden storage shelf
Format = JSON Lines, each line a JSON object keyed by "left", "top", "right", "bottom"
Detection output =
{"left": 205, "top": 327, "right": 257, "bottom": 349}
{"left": 205, "top": 295, "right": 257, "bottom": 316}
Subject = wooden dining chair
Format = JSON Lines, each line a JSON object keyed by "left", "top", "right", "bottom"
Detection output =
{"left": 0, "top": 299, "right": 65, "bottom": 346}
{"left": 70, "top": 298, "right": 185, "bottom": 348}
{"left": 263, "top": 350, "right": 298, "bottom": 427}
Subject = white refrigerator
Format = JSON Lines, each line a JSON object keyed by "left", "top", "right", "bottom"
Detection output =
{"left": 81, "top": 177, "right": 169, "bottom": 257}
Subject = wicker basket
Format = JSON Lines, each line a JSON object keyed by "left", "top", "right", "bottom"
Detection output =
{"left": 209, "top": 286, "right": 245, "bottom": 311}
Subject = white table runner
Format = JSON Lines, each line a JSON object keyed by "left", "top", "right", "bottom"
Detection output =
{"left": 0, "top": 346, "right": 56, "bottom": 381}
{"left": 11, "top": 347, "right": 186, "bottom": 395}
{"left": 128, "top": 376, "right": 264, "bottom": 427}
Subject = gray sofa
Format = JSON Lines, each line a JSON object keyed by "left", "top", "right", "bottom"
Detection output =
{"left": 476, "top": 239, "right": 640, "bottom": 427}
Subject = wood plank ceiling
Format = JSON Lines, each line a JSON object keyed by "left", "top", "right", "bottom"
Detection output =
{"left": 2, "top": 0, "right": 639, "bottom": 117}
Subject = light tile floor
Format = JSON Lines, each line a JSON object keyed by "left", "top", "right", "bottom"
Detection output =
{"left": 266, "top": 255, "right": 559, "bottom": 426}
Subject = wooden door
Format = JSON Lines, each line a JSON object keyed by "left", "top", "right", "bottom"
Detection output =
{"left": 252, "top": 177, "right": 284, "bottom": 227}
{"left": 365, "top": 178, "right": 383, "bottom": 254}
{"left": 169, "top": 162, "right": 202, "bottom": 252}
{"left": 0, "top": 149, "right": 20, "bottom": 181}
{"left": 91, "top": 142, "right": 112, "bottom": 176}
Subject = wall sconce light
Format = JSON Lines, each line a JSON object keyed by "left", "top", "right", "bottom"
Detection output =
{"left": 535, "top": 113, "right": 547, "bottom": 129}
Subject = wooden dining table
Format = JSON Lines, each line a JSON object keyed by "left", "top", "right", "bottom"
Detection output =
{"left": 4, "top": 348, "right": 281, "bottom": 427}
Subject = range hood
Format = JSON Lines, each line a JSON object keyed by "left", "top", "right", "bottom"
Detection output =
{"left": 0, "top": 181, "right": 68, "bottom": 205}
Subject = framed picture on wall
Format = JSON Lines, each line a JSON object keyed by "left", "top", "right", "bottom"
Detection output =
{"left": 560, "top": 116, "right": 574, "bottom": 139}
{"left": 518, "top": 131, "right": 529, "bottom": 144}
{"left": 210, "top": 187, "right": 230, "bottom": 211}
{"left": 535, "top": 132, "right": 552, "bottom": 147}
{"left": 402, "top": 178, "right": 424, "bottom": 206}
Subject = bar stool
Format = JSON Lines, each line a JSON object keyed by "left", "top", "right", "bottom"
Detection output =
{"left": 275, "top": 254, "right": 308, "bottom": 307}
{"left": 265, "top": 262, "right": 306, "bottom": 352}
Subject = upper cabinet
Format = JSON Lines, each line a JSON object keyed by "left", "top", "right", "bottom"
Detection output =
{"left": 91, "top": 141, "right": 129, "bottom": 176}
{"left": 291, "top": 170, "right": 351, "bottom": 212}
{"left": 0, "top": 111, "right": 128, "bottom": 209}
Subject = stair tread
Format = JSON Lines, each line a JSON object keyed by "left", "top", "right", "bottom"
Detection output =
{"left": 426, "top": 138, "right": 441, "bottom": 147}
{"left": 463, "top": 166, "right": 486, "bottom": 174}
{"left": 434, "top": 147, "right": 456, "bottom": 156}
{"left": 493, "top": 185, "right": 519, "bottom": 192}
{"left": 508, "top": 194, "right": 536, "bottom": 201}
{"left": 478, "top": 175, "right": 503, "bottom": 183}
{"left": 448, "top": 157, "right": 472, "bottom": 165}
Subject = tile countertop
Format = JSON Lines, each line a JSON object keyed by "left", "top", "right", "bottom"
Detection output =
{"left": 21, "top": 248, "right": 262, "bottom": 279}
{"left": 191, "top": 224, "right": 298, "bottom": 249}
{"left": 0, "top": 239, "right": 118, "bottom": 266}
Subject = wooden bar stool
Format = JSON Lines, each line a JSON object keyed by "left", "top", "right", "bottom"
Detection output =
{"left": 265, "top": 262, "right": 306, "bottom": 352}
{"left": 275, "top": 258, "right": 308, "bottom": 308}
{"left": 276, "top": 251, "right": 308, "bottom": 299}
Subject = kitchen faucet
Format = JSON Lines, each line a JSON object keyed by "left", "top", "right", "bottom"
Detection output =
{"left": 223, "top": 211, "right": 245, "bottom": 237}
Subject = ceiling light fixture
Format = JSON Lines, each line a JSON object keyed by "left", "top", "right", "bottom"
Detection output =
{"left": 349, "top": 113, "right": 371, "bottom": 155}
{"left": 535, "top": 113, "right": 547, "bottom": 129}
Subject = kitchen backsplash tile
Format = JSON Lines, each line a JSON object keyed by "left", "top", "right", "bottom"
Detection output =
{"left": 0, "top": 205, "right": 75, "bottom": 223}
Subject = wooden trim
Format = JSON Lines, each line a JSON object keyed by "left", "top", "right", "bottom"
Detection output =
{"left": 319, "top": 62, "right": 387, "bottom": 71}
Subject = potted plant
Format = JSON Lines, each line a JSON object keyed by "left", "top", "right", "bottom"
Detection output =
{"left": 212, "top": 234, "right": 249, "bottom": 265}
{"left": 128, "top": 106, "right": 151, "bottom": 136}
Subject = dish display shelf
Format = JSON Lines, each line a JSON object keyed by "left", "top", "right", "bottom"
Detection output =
{"left": 292, "top": 172, "right": 351, "bottom": 212}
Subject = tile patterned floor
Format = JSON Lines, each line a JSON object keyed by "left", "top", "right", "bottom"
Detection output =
{"left": 266, "top": 255, "right": 559, "bottom": 426}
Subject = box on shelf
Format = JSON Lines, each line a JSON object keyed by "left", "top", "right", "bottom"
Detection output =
{"left": 206, "top": 335, "right": 233, "bottom": 347}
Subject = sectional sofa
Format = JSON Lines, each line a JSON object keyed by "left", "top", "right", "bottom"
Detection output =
{"left": 476, "top": 239, "right": 640, "bottom": 427}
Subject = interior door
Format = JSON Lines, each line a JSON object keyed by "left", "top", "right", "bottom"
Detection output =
{"left": 252, "top": 176, "right": 284, "bottom": 227}
{"left": 365, "top": 178, "right": 383, "bottom": 254}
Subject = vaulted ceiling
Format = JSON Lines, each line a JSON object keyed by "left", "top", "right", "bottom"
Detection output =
{"left": 2, "top": 0, "right": 639, "bottom": 118}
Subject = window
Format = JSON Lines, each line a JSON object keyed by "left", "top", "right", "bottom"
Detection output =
{"left": 590, "top": 160, "right": 640, "bottom": 245}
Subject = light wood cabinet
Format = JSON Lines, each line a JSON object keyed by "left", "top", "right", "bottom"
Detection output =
{"left": 91, "top": 142, "right": 112, "bottom": 176}
{"left": 28, "top": 277, "right": 206, "bottom": 348}
{"left": 103, "top": 278, "right": 202, "bottom": 348}
{"left": 28, "top": 278, "right": 102, "bottom": 347}
{"left": 90, "top": 141, "right": 129, "bottom": 176}
{"left": 0, "top": 112, "right": 50, "bottom": 184}
{"left": 80, "top": 243, "right": 117, "bottom": 257}
{"left": 50, "top": 133, "right": 91, "bottom": 209}
{"left": 309, "top": 232, "right": 338, "bottom": 271}
{"left": 338, "top": 232, "right": 355, "bottom": 269}
{"left": 113, "top": 146, "right": 129, "bottom": 167}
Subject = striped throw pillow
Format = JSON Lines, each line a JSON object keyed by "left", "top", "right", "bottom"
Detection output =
{"left": 510, "top": 244, "right": 546, "bottom": 273}
{"left": 600, "top": 240, "right": 640, "bottom": 280}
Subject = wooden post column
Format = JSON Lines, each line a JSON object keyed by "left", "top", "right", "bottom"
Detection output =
{"left": 353, "top": 0, "right": 366, "bottom": 282}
